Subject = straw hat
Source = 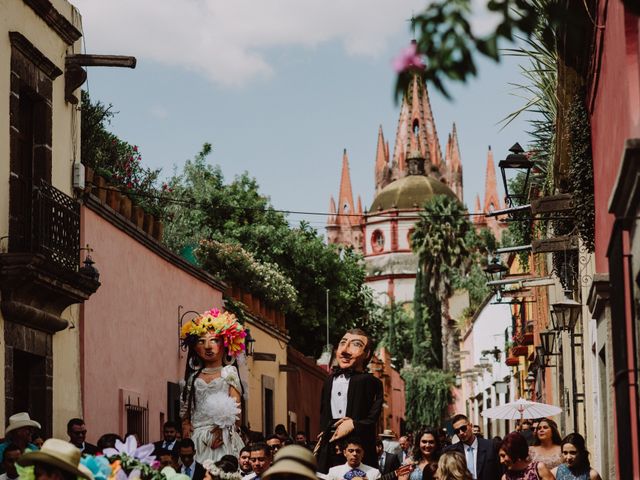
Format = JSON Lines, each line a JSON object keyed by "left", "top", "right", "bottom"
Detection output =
{"left": 378, "top": 430, "right": 395, "bottom": 439}
{"left": 5, "top": 412, "right": 41, "bottom": 435}
{"left": 18, "top": 439, "right": 89, "bottom": 479}
{"left": 262, "top": 445, "right": 318, "bottom": 480}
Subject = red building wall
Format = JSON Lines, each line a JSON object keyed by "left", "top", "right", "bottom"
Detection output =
{"left": 590, "top": 2, "right": 640, "bottom": 272}
{"left": 286, "top": 347, "right": 328, "bottom": 440}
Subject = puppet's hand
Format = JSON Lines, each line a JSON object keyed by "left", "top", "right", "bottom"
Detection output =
{"left": 210, "top": 427, "right": 223, "bottom": 450}
{"left": 330, "top": 418, "right": 354, "bottom": 442}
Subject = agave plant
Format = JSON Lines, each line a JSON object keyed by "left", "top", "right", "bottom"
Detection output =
{"left": 500, "top": 0, "right": 558, "bottom": 197}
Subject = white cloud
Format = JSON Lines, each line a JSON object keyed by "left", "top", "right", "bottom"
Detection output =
{"left": 72, "top": 0, "right": 426, "bottom": 88}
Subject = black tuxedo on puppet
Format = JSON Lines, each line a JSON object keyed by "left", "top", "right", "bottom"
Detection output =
{"left": 317, "top": 371, "right": 383, "bottom": 473}
{"left": 444, "top": 437, "right": 501, "bottom": 480}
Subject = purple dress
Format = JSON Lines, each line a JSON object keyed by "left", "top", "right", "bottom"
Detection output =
{"left": 504, "top": 462, "right": 541, "bottom": 480}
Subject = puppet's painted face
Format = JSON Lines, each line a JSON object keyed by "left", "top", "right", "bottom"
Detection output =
{"left": 336, "top": 333, "right": 369, "bottom": 370}
{"left": 194, "top": 332, "right": 223, "bottom": 363}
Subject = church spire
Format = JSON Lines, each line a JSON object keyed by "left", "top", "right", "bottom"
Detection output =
{"left": 445, "top": 122, "right": 463, "bottom": 200}
{"left": 328, "top": 195, "right": 337, "bottom": 225}
{"left": 484, "top": 146, "right": 501, "bottom": 213}
{"left": 476, "top": 145, "right": 506, "bottom": 241}
{"left": 391, "top": 74, "right": 443, "bottom": 182}
{"left": 375, "top": 125, "right": 391, "bottom": 193}
{"left": 337, "top": 149, "right": 356, "bottom": 226}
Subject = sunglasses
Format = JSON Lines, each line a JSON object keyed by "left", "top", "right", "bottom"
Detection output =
{"left": 454, "top": 425, "right": 469, "bottom": 434}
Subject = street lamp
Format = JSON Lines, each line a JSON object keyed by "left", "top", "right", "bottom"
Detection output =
{"left": 550, "top": 291, "right": 582, "bottom": 331}
{"left": 245, "top": 328, "right": 256, "bottom": 356}
{"left": 539, "top": 330, "right": 557, "bottom": 356}
{"left": 498, "top": 143, "right": 534, "bottom": 207}
{"left": 494, "top": 380, "right": 509, "bottom": 395}
{"left": 484, "top": 255, "right": 509, "bottom": 283}
{"left": 535, "top": 345, "right": 547, "bottom": 369}
{"left": 482, "top": 346, "right": 502, "bottom": 362}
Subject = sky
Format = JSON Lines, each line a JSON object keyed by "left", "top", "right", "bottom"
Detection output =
{"left": 73, "top": 0, "right": 533, "bottom": 231}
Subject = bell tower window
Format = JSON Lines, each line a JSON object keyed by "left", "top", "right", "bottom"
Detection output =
{"left": 371, "top": 230, "right": 385, "bottom": 253}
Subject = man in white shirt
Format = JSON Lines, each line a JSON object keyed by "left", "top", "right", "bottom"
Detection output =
{"left": 327, "top": 439, "right": 381, "bottom": 480}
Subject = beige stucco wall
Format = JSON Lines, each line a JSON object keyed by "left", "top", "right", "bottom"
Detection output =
{"left": 0, "top": 0, "right": 84, "bottom": 430}
{"left": 244, "top": 321, "right": 288, "bottom": 434}
{"left": 52, "top": 306, "right": 83, "bottom": 437}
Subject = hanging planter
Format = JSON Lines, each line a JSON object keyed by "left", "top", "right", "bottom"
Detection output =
{"left": 506, "top": 356, "right": 520, "bottom": 367}
{"left": 106, "top": 187, "right": 121, "bottom": 211}
{"left": 143, "top": 213, "right": 154, "bottom": 236}
{"left": 131, "top": 205, "right": 145, "bottom": 229}
{"left": 119, "top": 195, "right": 132, "bottom": 218}
{"left": 95, "top": 176, "right": 108, "bottom": 203}
{"left": 512, "top": 345, "right": 529, "bottom": 357}
{"left": 153, "top": 219, "right": 164, "bottom": 241}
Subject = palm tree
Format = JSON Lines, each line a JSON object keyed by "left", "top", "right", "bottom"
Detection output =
{"left": 411, "top": 194, "right": 473, "bottom": 370}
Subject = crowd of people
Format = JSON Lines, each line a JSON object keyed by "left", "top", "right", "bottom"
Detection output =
{"left": 368, "top": 416, "right": 603, "bottom": 480}
{"left": 0, "top": 316, "right": 604, "bottom": 480}
{"left": 0, "top": 410, "right": 603, "bottom": 480}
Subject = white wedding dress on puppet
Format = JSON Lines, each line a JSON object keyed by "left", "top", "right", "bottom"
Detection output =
{"left": 182, "top": 365, "right": 245, "bottom": 463}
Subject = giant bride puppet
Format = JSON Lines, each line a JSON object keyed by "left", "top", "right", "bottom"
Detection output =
{"left": 180, "top": 308, "right": 247, "bottom": 463}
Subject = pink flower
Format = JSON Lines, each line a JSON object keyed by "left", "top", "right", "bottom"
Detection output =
{"left": 392, "top": 41, "right": 425, "bottom": 73}
{"left": 133, "top": 145, "right": 139, "bottom": 152}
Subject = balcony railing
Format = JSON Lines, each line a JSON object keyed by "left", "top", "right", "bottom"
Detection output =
{"left": 34, "top": 180, "right": 81, "bottom": 272}
{"left": 7, "top": 180, "right": 81, "bottom": 272}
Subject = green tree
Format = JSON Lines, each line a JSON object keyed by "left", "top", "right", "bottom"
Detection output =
{"left": 162, "top": 145, "right": 372, "bottom": 356}
{"left": 411, "top": 195, "right": 474, "bottom": 369}
{"left": 80, "top": 91, "right": 165, "bottom": 215}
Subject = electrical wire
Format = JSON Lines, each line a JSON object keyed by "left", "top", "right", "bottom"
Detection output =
{"left": 88, "top": 184, "right": 490, "bottom": 220}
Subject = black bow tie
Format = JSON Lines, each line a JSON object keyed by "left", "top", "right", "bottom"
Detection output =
{"left": 332, "top": 366, "right": 359, "bottom": 377}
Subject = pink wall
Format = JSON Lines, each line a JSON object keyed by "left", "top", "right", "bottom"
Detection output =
{"left": 590, "top": 3, "right": 640, "bottom": 272}
{"left": 80, "top": 207, "right": 223, "bottom": 444}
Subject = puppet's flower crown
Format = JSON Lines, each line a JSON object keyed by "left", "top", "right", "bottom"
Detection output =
{"left": 180, "top": 308, "right": 246, "bottom": 357}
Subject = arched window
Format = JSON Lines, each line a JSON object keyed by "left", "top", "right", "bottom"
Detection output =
{"left": 371, "top": 230, "right": 385, "bottom": 253}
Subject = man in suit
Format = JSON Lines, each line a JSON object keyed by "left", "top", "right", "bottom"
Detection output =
{"left": 67, "top": 418, "right": 99, "bottom": 455}
{"left": 243, "top": 442, "right": 273, "bottom": 480}
{"left": 396, "top": 436, "right": 411, "bottom": 465}
{"left": 178, "top": 438, "right": 206, "bottom": 480}
{"left": 444, "top": 414, "right": 500, "bottom": 480}
{"left": 316, "top": 328, "right": 384, "bottom": 473}
{"left": 154, "top": 421, "right": 180, "bottom": 455}
{"left": 375, "top": 440, "right": 400, "bottom": 476}
{"left": 327, "top": 438, "right": 381, "bottom": 480}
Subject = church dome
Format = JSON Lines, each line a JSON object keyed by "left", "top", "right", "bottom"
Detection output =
{"left": 370, "top": 175, "right": 457, "bottom": 211}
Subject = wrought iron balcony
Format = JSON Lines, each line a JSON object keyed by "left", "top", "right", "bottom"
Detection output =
{"left": 33, "top": 180, "right": 81, "bottom": 271}
{"left": 8, "top": 180, "right": 81, "bottom": 271}
{"left": 1, "top": 180, "right": 99, "bottom": 333}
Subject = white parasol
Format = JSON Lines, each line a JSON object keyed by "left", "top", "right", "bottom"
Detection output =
{"left": 481, "top": 398, "right": 562, "bottom": 421}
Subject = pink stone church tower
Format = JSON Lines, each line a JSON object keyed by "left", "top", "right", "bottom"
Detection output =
{"left": 472, "top": 146, "right": 506, "bottom": 241}
{"left": 326, "top": 149, "right": 364, "bottom": 251}
{"left": 327, "top": 74, "right": 464, "bottom": 257}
